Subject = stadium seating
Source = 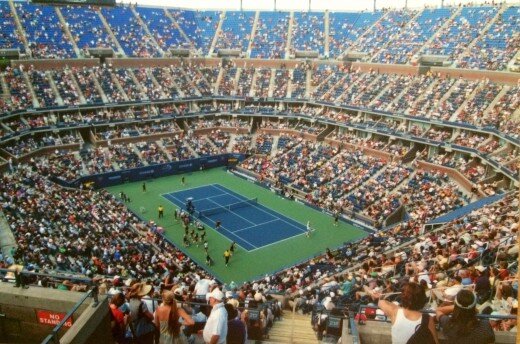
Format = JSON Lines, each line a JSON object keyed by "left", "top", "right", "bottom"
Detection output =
{"left": 328, "top": 11, "right": 381, "bottom": 58}
{"left": 461, "top": 6, "right": 520, "bottom": 70}
{"left": 215, "top": 11, "right": 254, "bottom": 53}
{"left": 0, "top": 1, "right": 24, "bottom": 52}
{"left": 424, "top": 6, "right": 498, "bottom": 58}
{"left": 251, "top": 12, "right": 289, "bottom": 58}
{"left": 16, "top": 2, "right": 74, "bottom": 58}
{"left": 291, "top": 12, "right": 324, "bottom": 55}
{"left": 373, "top": 8, "right": 453, "bottom": 64}
{"left": 101, "top": 5, "right": 161, "bottom": 57}
{"left": 0, "top": 3, "right": 518, "bottom": 342}
{"left": 60, "top": 5, "right": 116, "bottom": 53}
{"left": 135, "top": 6, "right": 186, "bottom": 51}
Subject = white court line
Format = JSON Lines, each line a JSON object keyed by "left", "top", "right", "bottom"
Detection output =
{"left": 206, "top": 198, "right": 256, "bottom": 226}
{"left": 201, "top": 216, "right": 258, "bottom": 250}
{"left": 162, "top": 188, "right": 303, "bottom": 252}
{"left": 233, "top": 219, "right": 280, "bottom": 234}
{"left": 247, "top": 230, "right": 310, "bottom": 252}
{"left": 212, "top": 184, "right": 307, "bottom": 234}
{"left": 201, "top": 190, "right": 229, "bottom": 203}
{"left": 161, "top": 193, "right": 258, "bottom": 250}
{"left": 159, "top": 183, "right": 221, "bottom": 198}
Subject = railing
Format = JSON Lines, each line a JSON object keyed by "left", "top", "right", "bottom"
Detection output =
{"left": 40, "top": 288, "right": 99, "bottom": 344}
{"left": 348, "top": 313, "right": 361, "bottom": 344}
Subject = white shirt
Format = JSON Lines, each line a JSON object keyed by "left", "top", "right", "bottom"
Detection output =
{"left": 203, "top": 302, "right": 228, "bottom": 344}
{"left": 391, "top": 308, "right": 422, "bottom": 344}
{"left": 194, "top": 279, "right": 211, "bottom": 297}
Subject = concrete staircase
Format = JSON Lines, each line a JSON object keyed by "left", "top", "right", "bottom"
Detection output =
{"left": 8, "top": 0, "right": 30, "bottom": 57}
{"left": 305, "top": 68, "right": 312, "bottom": 98}
{"left": 483, "top": 85, "right": 508, "bottom": 116}
{"left": 45, "top": 71, "right": 64, "bottom": 106}
{"left": 405, "top": 77, "right": 439, "bottom": 115}
{"left": 89, "top": 70, "right": 109, "bottom": 103}
{"left": 268, "top": 313, "right": 318, "bottom": 344}
{"left": 215, "top": 67, "right": 225, "bottom": 94}
{"left": 286, "top": 12, "right": 295, "bottom": 59}
{"left": 22, "top": 70, "right": 39, "bottom": 108}
{"left": 507, "top": 46, "right": 520, "bottom": 70}
{"left": 267, "top": 68, "right": 276, "bottom": 98}
{"left": 127, "top": 69, "right": 149, "bottom": 100}
{"left": 415, "top": 7, "right": 462, "bottom": 57}
{"left": 369, "top": 9, "right": 422, "bottom": 63}
{"left": 130, "top": 7, "right": 165, "bottom": 56}
{"left": 109, "top": 69, "right": 130, "bottom": 102}
{"left": 341, "top": 11, "right": 389, "bottom": 59}
{"left": 0, "top": 74, "right": 10, "bottom": 101}
{"left": 450, "top": 82, "right": 481, "bottom": 122}
{"left": 55, "top": 7, "right": 81, "bottom": 57}
{"left": 324, "top": 11, "right": 330, "bottom": 58}
{"left": 458, "top": 4, "right": 508, "bottom": 63}
{"left": 65, "top": 69, "right": 87, "bottom": 104}
{"left": 247, "top": 11, "right": 260, "bottom": 57}
{"left": 287, "top": 69, "right": 294, "bottom": 98}
{"left": 97, "top": 9, "right": 126, "bottom": 56}
{"left": 163, "top": 8, "right": 194, "bottom": 49}
{"left": 208, "top": 11, "right": 225, "bottom": 57}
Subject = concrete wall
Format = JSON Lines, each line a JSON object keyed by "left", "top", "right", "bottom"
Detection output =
{"left": 0, "top": 283, "right": 89, "bottom": 343}
{"left": 431, "top": 67, "right": 520, "bottom": 85}
{"left": 60, "top": 296, "right": 112, "bottom": 344}
{"left": 0, "top": 283, "right": 113, "bottom": 344}
{"left": 8, "top": 57, "right": 520, "bottom": 85}
{"left": 346, "top": 320, "right": 517, "bottom": 344}
{"left": 11, "top": 59, "right": 99, "bottom": 71}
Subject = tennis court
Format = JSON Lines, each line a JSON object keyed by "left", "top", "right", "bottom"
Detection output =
{"left": 162, "top": 184, "right": 307, "bottom": 251}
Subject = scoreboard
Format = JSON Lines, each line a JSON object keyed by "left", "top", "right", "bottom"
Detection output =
{"left": 32, "top": 0, "right": 115, "bottom": 6}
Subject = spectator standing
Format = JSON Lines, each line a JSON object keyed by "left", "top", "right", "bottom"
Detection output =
{"left": 436, "top": 289, "right": 495, "bottom": 344}
{"left": 203, "top": 289, "right": 228, "bottom": 344}
{"left": 371, "top": 282, "right": 437, "bottom": 344}
{"left": 158, "top": 205, "right": 164, "bottom": 219}
{"left": 225, "top": 303, "right": 246, "bottom": 344}
{"left": 109, "top": 293, "right": 127, "bottom": 344}
{"left": 224, "top": 250, "right": 231, "bottom": 267}
{"left": 154, "top": 290, "right": 194, "bottom": 344}
{"left": 230, "top": 241, "right": 236, "bottom": 255}
{"left": 127, "top": 283, "right": 156, "bottom": 344}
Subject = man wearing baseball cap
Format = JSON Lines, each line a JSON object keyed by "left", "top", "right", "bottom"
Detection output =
{"left": 203, "top": 288, "right": 228, "bottom": 344}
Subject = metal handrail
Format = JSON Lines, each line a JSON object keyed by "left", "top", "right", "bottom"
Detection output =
{"left": 40, "top": 289, "right": 98, "bottom": 344}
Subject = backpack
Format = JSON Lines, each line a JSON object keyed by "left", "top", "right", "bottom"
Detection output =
{"left": 406, "top": 313, "right": 436, "bottom": 344}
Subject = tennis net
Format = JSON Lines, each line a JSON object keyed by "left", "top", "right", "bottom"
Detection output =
{"left": 196, "top": 198, "right": 258, "bottom": 218}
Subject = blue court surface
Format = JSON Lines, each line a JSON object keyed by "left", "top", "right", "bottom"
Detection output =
{"left": 162, "top": 184, "right": 307, "bottom": 251}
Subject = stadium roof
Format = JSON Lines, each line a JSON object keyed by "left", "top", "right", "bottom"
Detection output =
{"left": 129, "top": 0, "right": 517, "bottom": 11}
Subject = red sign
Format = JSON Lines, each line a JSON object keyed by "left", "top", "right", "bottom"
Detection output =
{"left": 36, "top": 310, "right": 73, "bottom": 327}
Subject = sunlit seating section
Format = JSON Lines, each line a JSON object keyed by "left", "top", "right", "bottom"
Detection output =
{"left": 136, "top": 6, "right": 186, "bottom": 51}
{"left": 16, "top": 2, "right": 74, "bottom": 58}
{"left": 215, "top": 11, "right": 254, "bottom": 52}
{"left": 251, "top": 12, "right": 289, "bottom": 58}
{"left": 101, "top": 6, "right": 161, "bottom": 57}
{"left": 61, "top": 5, "right": 117, "bottom": 53}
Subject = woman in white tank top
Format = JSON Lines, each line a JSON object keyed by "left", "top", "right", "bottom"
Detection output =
{"left": 370, "top": 282, "right": 438, "bottom": 344}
